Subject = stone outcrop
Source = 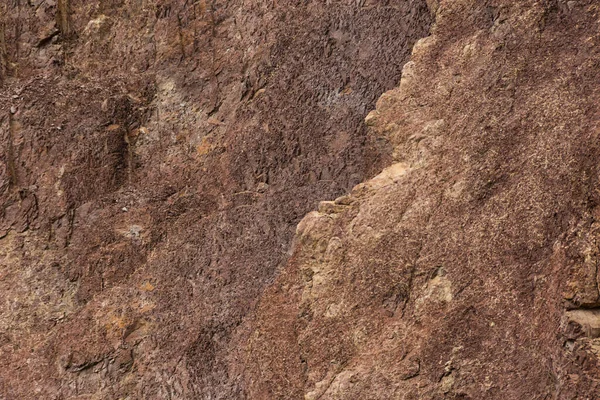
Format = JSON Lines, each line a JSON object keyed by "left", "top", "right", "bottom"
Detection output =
{"left": 247, "top": 1, "right": 600, "bottom": 398}
{"left": 0, "top": 0, "right": 430, "bottom": 398}
{"left": 3, "top": 0, "right": 600, "bottom": 399}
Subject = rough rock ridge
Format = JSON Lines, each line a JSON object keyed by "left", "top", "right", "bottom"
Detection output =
{"left": 247, "top": 0, "right": 600, "bottom": 399}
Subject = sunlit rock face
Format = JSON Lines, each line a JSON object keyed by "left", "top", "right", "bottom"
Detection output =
{"left": 6, "top": 1, "right": 600, "bottom": 399}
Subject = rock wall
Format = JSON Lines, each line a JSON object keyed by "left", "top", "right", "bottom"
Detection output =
{"left": 247, "top": 0, "right": 600, "bottom": 398}
{"left": 0, "top": 0, "right": 431, "bottom": 398}
{"left": 3, "top": 0, "right": 600, "bottom": 399}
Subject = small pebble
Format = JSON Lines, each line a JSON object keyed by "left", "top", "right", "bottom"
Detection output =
{"left": 122, "top": 207, "right": 128, "bottom": 212}
{"left": 10, "top": 106, "right": 17, "bottom": 114}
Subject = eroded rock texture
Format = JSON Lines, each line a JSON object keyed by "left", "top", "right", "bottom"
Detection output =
{"left": 248, "top": 1, "right": 600, "bottom": 399}
{"left": 0, "top": 0, "right": 431, "bottom": 398}
{"left": 3, "top": 0, "right": 600, "bottom": 399}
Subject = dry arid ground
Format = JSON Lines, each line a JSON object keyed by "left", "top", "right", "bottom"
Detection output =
{"left": 2, "top": 0, "right": 600, "bottom": 399}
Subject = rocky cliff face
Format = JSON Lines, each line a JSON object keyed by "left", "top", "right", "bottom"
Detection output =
{"left": 248, "top": 1, "right": 600, "bottom": 398}
{"left": 0, "top": 0, "right": 430, "bottom": 398}
{"left": 2, "top": 0, "right": 600, "bottom": 399}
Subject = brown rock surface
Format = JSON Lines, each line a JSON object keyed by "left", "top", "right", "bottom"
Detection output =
{"left": 247, "top": 1, "right": 600, "bottom": 399}
{"left": 0, "top": 0, "right": 431, "bottom": 398}
{"left": 3, "top": 0, "right": 600, "bottom": 399}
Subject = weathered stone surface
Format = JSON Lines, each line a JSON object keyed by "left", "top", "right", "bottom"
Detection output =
{"left": 0, "top": 0, "right": 430, "bottom": 398}
{"left": 4, "top": 0, "right": 600, "bottom": 399}
{"left": 247, "top": 1, "right": 600, "bottom": 399}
